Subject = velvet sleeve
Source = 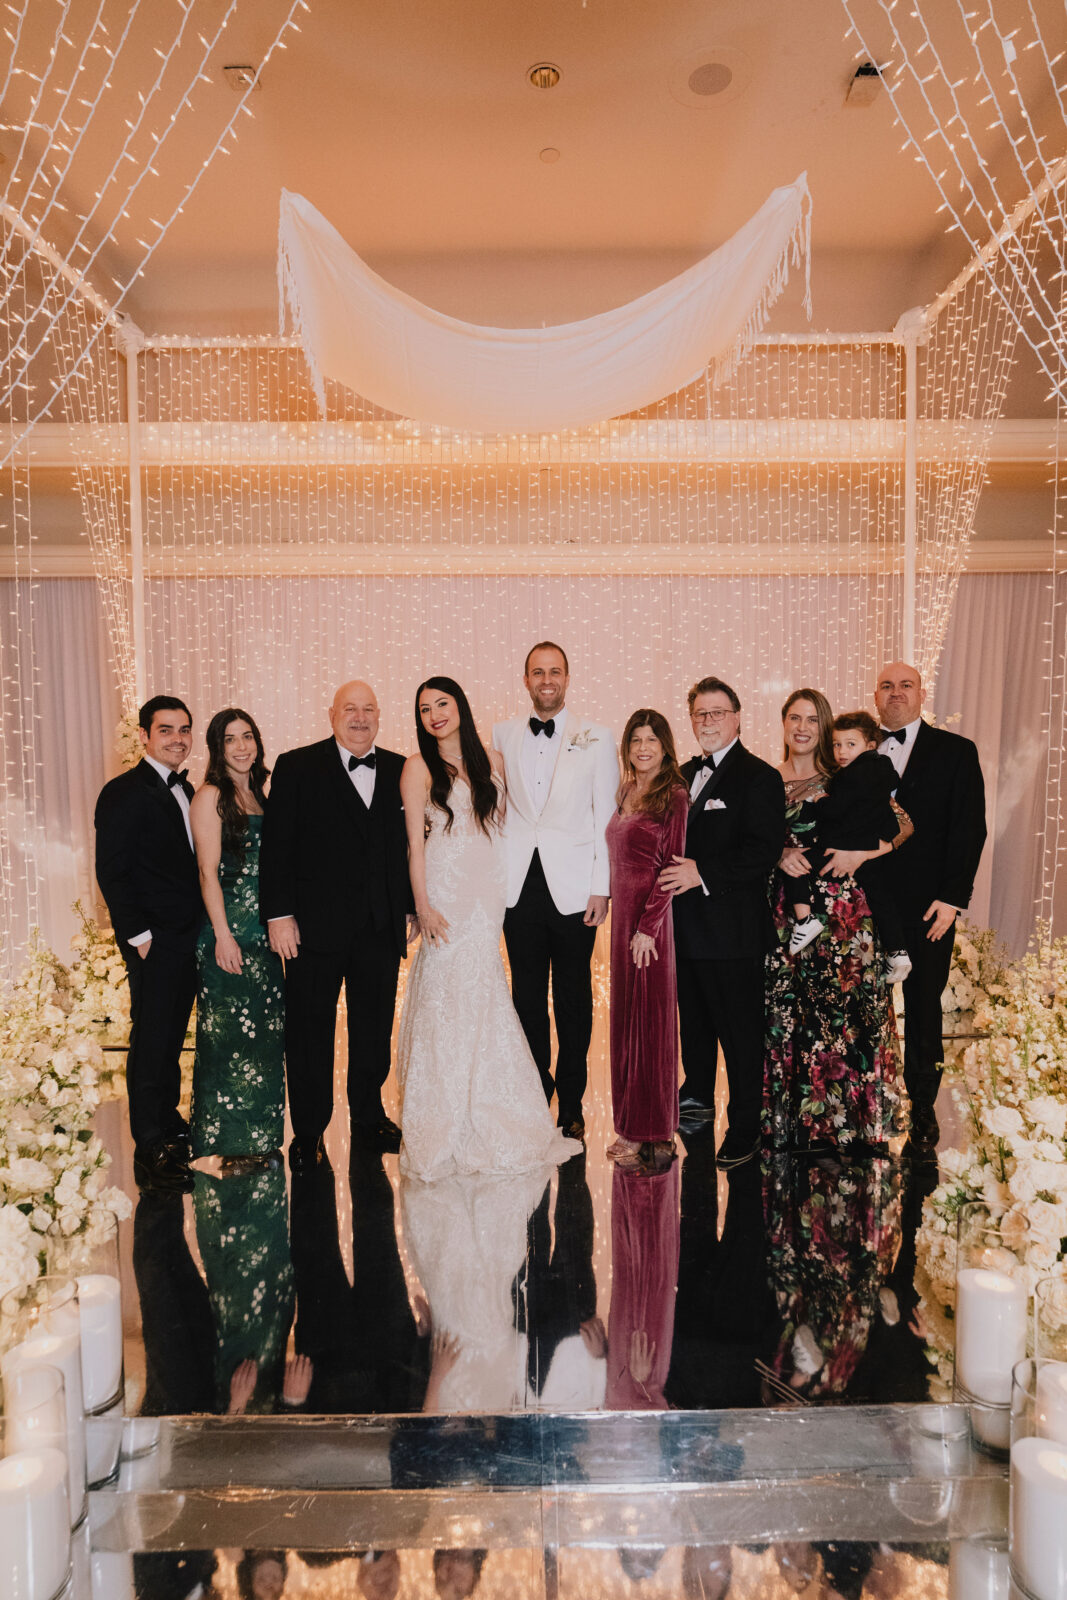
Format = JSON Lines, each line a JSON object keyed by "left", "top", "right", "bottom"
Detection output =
{"left": 636, "top": 786, "right": 689, "bottom": 940}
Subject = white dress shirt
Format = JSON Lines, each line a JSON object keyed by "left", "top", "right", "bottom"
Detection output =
{"left": 337, "top": 738, "right": 377, "bottom": 807}
{"left": 130, "top": 755, "right": 194, "bottom": 947}
{"left": 688, "top": 733, "right": 738, "bottom": 800}
{"left": 521, "top": 706, "right": 568, "bottom": 816}
{"left": 879, "top": 716, "right": 921, "bottom": 782}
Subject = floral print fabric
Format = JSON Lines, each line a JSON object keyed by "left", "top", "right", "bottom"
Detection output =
{"left": 190, "top": 816, "right": 285, "bottom": 1157}
{"left": 763, "top": 776, "right": 904, "bottom": 1150}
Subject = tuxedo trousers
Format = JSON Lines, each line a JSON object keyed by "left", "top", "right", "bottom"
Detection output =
{"left": 676, "top": 955, "right": 765, "bottom": 1142}
{"left": 503, "top": 851, "right": 597, "bottom": 1121}
{"left": 900, "top": 916, "right": 955, "bottom": 1137}
{"left": 283, "top": 926, "right": 400, "bottom": 1141}
{"left": 122, "top": 937, "right": 197, "bottom": 1150}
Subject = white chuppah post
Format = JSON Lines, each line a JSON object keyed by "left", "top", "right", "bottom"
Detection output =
{"left": 114, "top": 317, "right": 147, "bottom": 706}
{"left": 895, "top": 305, "right": 929, "bottom": 667}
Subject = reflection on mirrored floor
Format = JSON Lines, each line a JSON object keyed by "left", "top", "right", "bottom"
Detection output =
{"left": 87, "top": 1540, "right": 976, "bottom": 1599}
{"left": 116, "top": 1014, "right": 951, "bottom": 1423}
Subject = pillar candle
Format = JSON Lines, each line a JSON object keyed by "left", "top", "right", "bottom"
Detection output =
{"left": 956, "top": 1267, "right": 1028, "bottom": 1403}
{"left": 949, "top": 1537, "right": 1009, "bottom": 1600}
{"left": 2, "top": 1332, "right": 86, "bottom": 1526}
{"left": 74, "top": 1276, "right": 122, "bottom": 1412}
{"left": 0, "top": 1448, "right": 71, "bottom": 1600}
{"left": 1011, "top": 1436, "right": 1067, "bottom": 1600}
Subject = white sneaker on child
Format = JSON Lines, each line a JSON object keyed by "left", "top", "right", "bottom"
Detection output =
{"left": 788, "top": 915, "right": 824, "bottom": 956}
{"left": 883, "top": 950, "right": 913, "bottom": 984}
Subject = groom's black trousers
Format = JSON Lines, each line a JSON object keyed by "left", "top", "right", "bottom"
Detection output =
{"left": 504, "top": 851, "right": 597, "bottom": 1122}
{"left": 283, "top": 924, "right": 400, "bottom": 1141}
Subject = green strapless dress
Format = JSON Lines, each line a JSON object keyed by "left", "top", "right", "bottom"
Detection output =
{"left": 191, "top": 815, "right": 285, "bottom": 1156}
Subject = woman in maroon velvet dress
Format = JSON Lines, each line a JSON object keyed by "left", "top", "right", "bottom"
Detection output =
{"left": 605, "top": 709, "right": 689, "bottom": 1167}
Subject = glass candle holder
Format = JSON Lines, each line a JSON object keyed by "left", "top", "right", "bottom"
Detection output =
{"left": 1010, "top": 1358, "right": 1067, "bottom": 1599}
{"left": 948, "top": 1536, "right": 1009, "bottom": 1600}
{"left": 955, "top": 1205, "right": 1031, "bottom": 1455}
{"left": 48, "top": 1217, "right": 123, "bottom": 1418}
{"left": 1035, "top": 1272, "right": 1067, "bottom": 1367}
{"left": 0, "top": 1279, "right": 86, "bottom": 1528}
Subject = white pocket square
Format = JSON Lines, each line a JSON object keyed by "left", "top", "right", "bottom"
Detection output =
{"left": 705, "top": 797, "right": 727, "bottom": 810}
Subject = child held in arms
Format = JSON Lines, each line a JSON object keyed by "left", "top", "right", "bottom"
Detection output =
{"left": 787, "top": 709, "right": 912, "bottom": 983}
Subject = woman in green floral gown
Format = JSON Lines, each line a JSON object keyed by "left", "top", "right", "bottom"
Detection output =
{"left": 190, "top": 708, "right": 285, "bottom": 1158}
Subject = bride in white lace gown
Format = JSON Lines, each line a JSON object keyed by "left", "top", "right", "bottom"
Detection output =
{"left": 398, "top": 676, "right": 582, "bottom": 1182}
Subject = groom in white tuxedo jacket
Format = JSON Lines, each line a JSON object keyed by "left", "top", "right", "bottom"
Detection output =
{"left": 493, "top": 642, "right": 618, "bottom": 1140}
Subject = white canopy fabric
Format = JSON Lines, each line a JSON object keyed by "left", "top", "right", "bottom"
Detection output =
{"left": 278, "top": 176, "right": 811, "bottom": 433}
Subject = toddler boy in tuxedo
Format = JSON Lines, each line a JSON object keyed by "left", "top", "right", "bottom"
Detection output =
{"left": 787, "top": 709, "right": 911, "bottom": 982}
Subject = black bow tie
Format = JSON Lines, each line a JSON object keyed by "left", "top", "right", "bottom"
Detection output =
{"left": 699, "top": 756, "right": 716, "bottom": 773}
{"left": 529, "top": 717, "right": 555, "bottom": 738}
{"left": 348, "top": 752, "right": 376, "bottom": 770}
{"left": 167, "top": 769, "right": 189, "bottom": 789}
{"left": 880, "top": 727, "right": 907, "bottom": 744}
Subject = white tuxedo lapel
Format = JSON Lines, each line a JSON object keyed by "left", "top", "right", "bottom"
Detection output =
{"left": 503, "top": 717, "right": 538, "bottom": 818}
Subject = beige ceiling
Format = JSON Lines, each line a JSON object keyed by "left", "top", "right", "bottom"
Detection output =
{"left": 6, "top": 0, "right": 1062, "bottom": 337}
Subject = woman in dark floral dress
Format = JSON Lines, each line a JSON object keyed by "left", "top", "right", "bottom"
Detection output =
{"left": 190, "top": 709, "right": 285, "bottom": 1159}
{"left": 763, "top": 689, "right": 905, "bottom": 1154}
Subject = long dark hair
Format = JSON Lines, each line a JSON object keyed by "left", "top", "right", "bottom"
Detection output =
{"left": 204, "top": 708, "right": 270, "bottom": 858}
{"left": 619, "top": 709, "right": 686, "bottom": 818}
{"left": 415, "top": 677, "right": 500, "bottom": 837}
{"left": 780, "top": 688, "right": 836, "bottom": 777}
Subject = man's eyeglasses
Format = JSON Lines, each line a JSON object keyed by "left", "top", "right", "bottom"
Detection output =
{"left": 692, "top": 709, "right": 735, "bottom": 723}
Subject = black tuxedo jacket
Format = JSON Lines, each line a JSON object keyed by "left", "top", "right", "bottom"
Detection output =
{"left": 258, "top": 737, "right": 410, "bottom": 958}
{"left": 890, "top": 721, "right": 986, "bottom": 919}
{"left": 94, "top": 759, "right": 202, "bottom": 950}
{"left": 672, "top": 741, "right": 786, "bottom": 962}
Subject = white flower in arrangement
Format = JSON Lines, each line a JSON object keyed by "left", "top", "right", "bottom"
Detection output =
{"left": 114, "top": 708, "right": 143, "bottom": 769}
{"left": 915, "top": 925, "right": 1067, "bottom": 1390}
{"left": 0, "top": 1205, "right": 40, "bottom": 1301}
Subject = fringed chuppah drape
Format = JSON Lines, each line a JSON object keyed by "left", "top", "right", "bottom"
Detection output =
{"left": 278, "top": 176, "right": 812, "bottom": 431}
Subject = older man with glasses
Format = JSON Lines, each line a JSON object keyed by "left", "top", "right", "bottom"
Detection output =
{"left": 659, "top": 676, "right": 785, "bottom": 1169}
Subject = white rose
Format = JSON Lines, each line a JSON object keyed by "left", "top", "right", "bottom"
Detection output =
{"left": 0, "top": 1205, "right": 41, "bottom": 1300}
{"left": 985, "top": 1106, "right": 1025, "bottom": 1140}
{"left": 1030, "top": 1097, "right": 1067, "bottom": 1143}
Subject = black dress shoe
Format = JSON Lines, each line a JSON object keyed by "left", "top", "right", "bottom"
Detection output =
{"left": 350, "top": 1117, "right": 402, "bottom": 1154}
{"left": 288, "top": 1136, "right": 331, "bottom": 1173}
{"left": 134, "top": 1140, "right": 193, "bottom": 1192}
{"left": 715, "top": 1132, "right": 760, "bottom": 1170}
{"left": 558, "top": 1117, "right": 586, "bottom": 1141}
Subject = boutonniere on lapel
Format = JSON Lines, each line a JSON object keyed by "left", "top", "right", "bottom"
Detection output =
{"left": 704, "top": 797, "right": 727, "bottom": 810}
{"left": 567, "top": 729, "right": 598, "bottom": 751}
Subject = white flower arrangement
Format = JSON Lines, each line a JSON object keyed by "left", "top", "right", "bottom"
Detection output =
{"left": 115, "top": 708, "right": 143, "bottom": 768}
{"left": 915, "top": 928, "right": 1067, "bottom": 1395}
{"left": 0, "top": 927, "right": 133, "bottom": 1298}
{"left": 567, "top": 728, "right": 599, "bottom": 750}
{"left": 941, "top": 918, "right": 1009, "bottom": 1017}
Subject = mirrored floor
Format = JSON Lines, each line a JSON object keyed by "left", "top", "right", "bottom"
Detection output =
{"left": 104, "top": 1006, "right": 962, "bottom": 1424}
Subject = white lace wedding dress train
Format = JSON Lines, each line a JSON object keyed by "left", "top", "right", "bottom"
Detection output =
{"left": 398, "top": 782, "right": 582, "bottom": 1181}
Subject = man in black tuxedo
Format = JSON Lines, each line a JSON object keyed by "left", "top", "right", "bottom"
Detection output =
{"left": 872, "top": 661, "right": 986, "bottom": 1158}
{"left": 95, "top": 695, "right": 202, "bottom": 1191}
{"left": 260, "top": 679, "right": 411, "bottom": 1167}
{"left": 659, "top": 677, "right": 786, "bottom": 1169}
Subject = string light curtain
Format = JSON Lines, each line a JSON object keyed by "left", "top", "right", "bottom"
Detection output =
{"left": 839, "top": 0, "right": 1067, "bottom": 929}
{"left": 0, "top": 0, "right": 309, "bottom": 973}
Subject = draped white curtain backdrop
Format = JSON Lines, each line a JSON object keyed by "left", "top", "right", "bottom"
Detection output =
{"left": 2, "top": 573, "right": 1056, "bottom": 964}
{"left": 934, "top": 572, "right": 1067, "bottom": 953}
{"left": 0, "top": 580, "right": 119, "bottom": 963}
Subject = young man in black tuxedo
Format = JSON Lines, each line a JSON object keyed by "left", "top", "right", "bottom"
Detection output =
{"left": 872, "top": 661, "right": 986, "bottom": 1159}
{"left": 95, "top": 695, "right": 203, "bottom": 1191}
{"left": 660, "top": 677, "right": 786, "bottom": 1169}
{"left": 260, "top": 679, "right": 412, "bottom": 1168}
